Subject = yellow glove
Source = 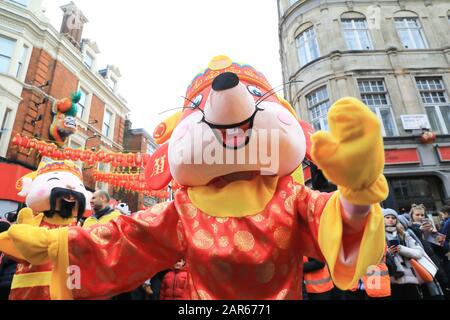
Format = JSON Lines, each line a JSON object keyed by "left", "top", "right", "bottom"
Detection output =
{"left": 17, "top": 208, "right": 44, "bottom": 226}
{"left": 311, "top": 97, "right": 388, "bottom": 205}
{"left": 7, "top": 224, "right": 61, "bottom": 266}
{"left": 0, "top": 208, "right": 43, "bottom": 260}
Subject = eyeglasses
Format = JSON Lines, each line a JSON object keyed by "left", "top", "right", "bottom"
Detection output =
{"left": 411, "top": 204, "right": 426, "bottom": 210}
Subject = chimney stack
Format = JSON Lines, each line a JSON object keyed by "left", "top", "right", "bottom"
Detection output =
{"left": 60, "top": 2, "right": 88, "bottom": 49}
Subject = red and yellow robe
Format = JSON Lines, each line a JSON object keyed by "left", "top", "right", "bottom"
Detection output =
{"left": 27, "top": 176, "right": 385, "bottom": 300}
{"left": 3, "top": 210, "right": 74, "bottom": 300}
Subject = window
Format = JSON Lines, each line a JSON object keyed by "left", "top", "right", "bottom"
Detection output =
{"left": 9, "top": 0, "right": 29, "bottom": 7}
{"left": 103, "top": 109, "right": 113, "bottom": 137}
{"left": 0, "top": 108, "right": 12, "bottom": 143}
{"left": 107, "top": 77, "right": 117, "bottom": 91}
{"left": 77, "top": 88, "right": 88, "bottom": 119}
{"left": 394, "top": 17, "right": 427, "bottom": 49}
{"left": 416, "top": 77, "right": 450, "bottom": 134}
{"left": 83, "top": 52, "right": 94, "bottom": 69}
{"left": 296, "top": 27, "right": 320, "bottom": 67}
{"left": 358, "top": 79, "right": 398, "bottom": 137}
{"left": 388, "top": 177, "right": 445, "bottom": 215}
{"left": 16, "top": 45, "right": 28, "bottom": 78}
{"left": 147, "top": 143, "right": 155, "bottom": 155}
{"left": 341, "top": 18, "right": 373, "bottom": 50}
{"left": 307, "top": 87, "right": 330, "bottom": 131}
{"left": 0, "top": 36, "right": 16, "bottom": 74}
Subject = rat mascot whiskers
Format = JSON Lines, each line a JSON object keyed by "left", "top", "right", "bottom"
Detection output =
{"left": 0, "top": 159, "right": 91, "bottom": 300}
{"left": 1, "top": 56, "right": 388, "bottom": 300}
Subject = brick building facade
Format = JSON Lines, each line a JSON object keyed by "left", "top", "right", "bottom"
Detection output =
{"left": 0, "top": 0, "right": 130, "bottom": 216}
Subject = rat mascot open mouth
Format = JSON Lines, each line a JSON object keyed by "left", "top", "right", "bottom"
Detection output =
{"left": 1, "top": 56, "right": 388, "bottom": 300}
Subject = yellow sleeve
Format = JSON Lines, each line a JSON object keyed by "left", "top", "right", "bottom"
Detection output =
{"left": 0, "top": 232, "right": 25, "bottom": 261}
{"left": 318, "top": 192, "right": 386, "bottom": 290}
{"left": 0, "top": 208, "right": 43, "bottom": 260}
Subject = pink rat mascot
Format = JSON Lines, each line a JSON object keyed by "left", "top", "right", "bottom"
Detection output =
{"left": 0, "top": 56, "right": 388, "bottom": 300}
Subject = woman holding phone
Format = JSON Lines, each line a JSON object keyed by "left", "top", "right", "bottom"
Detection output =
{"left": 408, "top": 204, "right": 448, "bottom": 299}
{"left": 384, "top": 209, "right": 425, "bottom": 300}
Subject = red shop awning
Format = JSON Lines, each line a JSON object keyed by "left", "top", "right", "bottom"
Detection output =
{"left": 0, "top": 163, "right": 32, "bottom": 203}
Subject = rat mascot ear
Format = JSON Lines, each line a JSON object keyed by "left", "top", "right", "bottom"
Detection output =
{"left": 153, "top": 111, "right": 182, "bottom": 145}
{"left": 147, "top": 111, "right": 182, "bottom": 190}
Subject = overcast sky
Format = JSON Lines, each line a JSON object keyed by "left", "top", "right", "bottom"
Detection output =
{"left": 41, "top": 0, "right": 284, "bottom": 133}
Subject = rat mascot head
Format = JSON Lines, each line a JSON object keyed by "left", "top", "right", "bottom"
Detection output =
{"left": 16, "top": 159, "right": 91, "bottom": 221}
{"left": 152, "top": 55, "right": 313, "bottom": 188}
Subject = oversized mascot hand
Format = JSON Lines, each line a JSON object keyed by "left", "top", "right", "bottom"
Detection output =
{"left": 311, "top": 97, "right": 388, "bottom": 205}
{"left": 7, "top": 224, "right": 59, "bottom": 265}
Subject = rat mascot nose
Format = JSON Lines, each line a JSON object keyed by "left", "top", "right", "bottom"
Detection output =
{"left": 205, "top": 73, "right": 255, "bottom": 125}
{"left": 212, "top": 72, "right": 240, "bottom": 92}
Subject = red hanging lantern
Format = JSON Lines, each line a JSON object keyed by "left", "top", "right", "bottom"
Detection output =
{"left": 421, "top": 131, "right": 437, "bottom": 144}
{"left": 63, "top": 148, "right": 73, "bottom": 160}
{"left": 28, "top": 139, "right": 37, "bottom": 150}
{"left": 54, "top": 150, "right": 64, "bottom": 160}
{"left": 37, "top": 141, "right": 47, "bottom": 153}
{"left": 20, "top": 136, "right": 30, "bottom": 148}
{"left": 84, "top": 150, "right": 93, "bottom": 162}
{"left": 106, "top": 153, "right": 115, "bottom": 163}
{"left": 127, "top": 154, "right": 135, "bottom": 166}
{"left": 135, "top": 153, "right": 142, "bottom": 167}
{"left": 96, "top": 150, "right": 105, "bottom": 162}
{"left": 12, "top": 134, "right": 22, "bottom": 146}
{"left": 73, "top": 149, "right": 82, "bottom": 161}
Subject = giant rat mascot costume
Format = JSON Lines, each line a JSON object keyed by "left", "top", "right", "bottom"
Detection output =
{"left": 1, "top": 56, "right": 388, "bottom": 300}
{"left": 0, "top": 159, "right": 90, "bottom": 300}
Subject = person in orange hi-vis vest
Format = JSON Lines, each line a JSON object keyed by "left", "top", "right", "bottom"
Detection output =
{"left": 347, "top": 247, "right": 391, "bottom": 300}
{"left": 303, "top": 257, "right": 335, "bottom": 300}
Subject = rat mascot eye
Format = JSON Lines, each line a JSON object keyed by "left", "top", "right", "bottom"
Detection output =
{"left": 247, "top": 86, "right": 263, "bottom": 97}
{"left": 190, "top": 94, "right": 203, "bottom": 109}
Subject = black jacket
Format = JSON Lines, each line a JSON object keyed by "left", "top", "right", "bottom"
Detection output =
{"left": 0, "top": 256, "right": 17, "bottom": 288}
{"left": 409, "top": 224, "right": 448, "bottom": 287}
{"left": 303, "top": 258, "right": 326, "bottom": 274}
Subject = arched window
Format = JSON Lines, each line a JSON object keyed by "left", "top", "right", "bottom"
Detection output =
{"left": 295, "top": 22, "right": 320, "bottom": 67}
{"left": 306, "top": 86, "right": 330, "bottom": 131}
{"left": 340, "top": 12, "right": 373, "bottom": 50}
{"left": 394, "top": 11, "right": 427, "bottom": 49}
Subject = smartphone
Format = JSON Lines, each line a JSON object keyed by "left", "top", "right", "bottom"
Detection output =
{"left": 388, "top": 239, "right": 400, "bottom": 247}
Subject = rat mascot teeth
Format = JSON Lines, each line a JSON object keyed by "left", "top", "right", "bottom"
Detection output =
{"left": 0, "top": 159, "right": 91, "bottom": 300}
{"left": 0, "top": 56, "right": 388, "bottom": 300}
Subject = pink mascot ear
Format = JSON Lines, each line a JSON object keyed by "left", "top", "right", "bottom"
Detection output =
{"left": 145, "top": 143, "right": 173, "bottom": 191}
{"left": 17, "top": 177, "right": 33, "bottom": 198}
{"left": 298, "top": 120, "right": 315, "bottom": 162}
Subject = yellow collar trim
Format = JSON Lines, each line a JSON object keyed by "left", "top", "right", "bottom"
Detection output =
{"left": 43, "top": 215, "right": 74, "bottom": 226}
{"left": 187, "top": 175, "right": 279, "bottom": 218}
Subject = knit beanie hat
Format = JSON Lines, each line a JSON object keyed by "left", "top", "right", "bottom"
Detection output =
{"left": 382, "top": 208, "right": 399, "bottom": 220}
